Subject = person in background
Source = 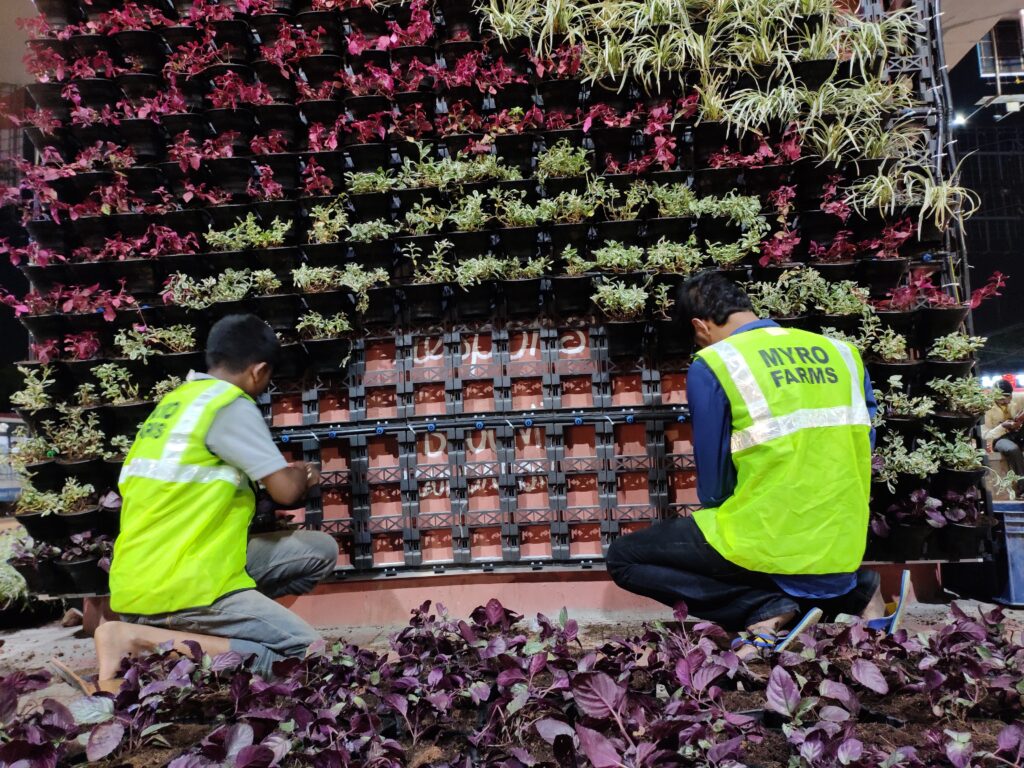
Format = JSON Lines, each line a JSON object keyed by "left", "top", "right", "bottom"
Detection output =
{"left": 606, "top": 272, "right": 910, "bottom": 655}
{"left": 984, "top": 379, "right": 1024, "bottom": 491}
{"left": 54, "top": 315, "right": 338, "bottom": 692}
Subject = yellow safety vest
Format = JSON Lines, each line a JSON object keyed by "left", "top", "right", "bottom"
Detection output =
{"left": 693, "top": 326, "right": 872, "bottom": 574}
{"left": 109, "top": 379, "right": 257, "bottom": 615}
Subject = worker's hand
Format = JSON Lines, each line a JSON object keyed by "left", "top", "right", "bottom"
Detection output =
{"left": 291, "top": 460, "right": 320, "bottom": 489}
{"left": 1003, "top": 420, "right": 1016, "bottom": 430}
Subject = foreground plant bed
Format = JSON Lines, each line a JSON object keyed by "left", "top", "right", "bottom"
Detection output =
{"left": 4, "top": 600, "right": 1023, "bottom": 768}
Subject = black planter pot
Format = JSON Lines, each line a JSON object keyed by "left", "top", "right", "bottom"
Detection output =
{"left": 344, "top": 5, "right": 389, "bottom": 34}
{"left": 296, "top": 12, "right": 345, "bottom": 55}
{"left": 24, "top": 460, "right": 65, "bottom": 493}
{"left": 552, "top": 274, "right": 594, "bottom": 317}
{"left": 925, "top": 358, "right": 975, "bottom": 381}
{"left": 493, "top": 82, "right": 534, "bottom": 111}
{"left": 162, "top": 24, "right": 203, "bottom": 52}
{"left": 654, "top": 318, "right": 693, "bottom": 358}
{"left": 112, "top": 29, "right": 170, "bottom": 73}
{"left": 811, "top": 313, "right": 863, "bottom": 334}
{"left": 875, "top": 308, "right": 918, "bottom": 337}
{"left": 303, "top": 289, "right": 356, "bottom": 317}
{"left": 867, "top": 523, "right": 934, "bottom": 562}
{"left": 396, "top": 138, "right": 438, "bottom": 163}
{"left": 157, "top": 350, "right": 206, "bottom": 379}
{"left": 106, "top": 212, "right": 151, "bottom": 241}
{"left": 603, "top": 320, "right": 647, "bottom": 357}
{"left": 446, "top": 230, "right": 492, "bottom": 259}
{"left": 298, "top": 99, "right": 346, "bottom": 127}
{"left": 867, "top": 359, "right": 924, "bottom": 393}
{"left": 792, "top": 59, "right": 837, "bottom": 90}
{"left": 57, "top": 558, "right": 109, "bottom": 595}
{"left": 645, "top": 217, "right": 693, "bottom": 242}
{"left": 799, "top": 209, "right": 842, "bottom": 244}
{"left": 694, "top": 166, "right": 742, "bottom": 196}
{"left": 116, "top": 73, "right": 164, "bottom": 104}
{"left": 70, "top": 78, "right": 122, "bottom": 109}
{"left": 302, "top": 337, "right": 353, "bottom": 373}
{"left": 302, "top": 242, "right": 348, "bottom": 267}
{"left": 500, "top": 226, "right": 539, "bottom": 258}
{"left": 107, "top": 401, "right": 155, "bottom": 439}
{"left": 205, "top": 202, "right": 258, "bottom": 231}
{"left": 299, "top": 54, "right": 343, "bottom": 89}
{"left": 693, "top": 121, "right": 730, "bottom": 167}
{"left": 345, "top": 95, "right": 392, "bottom": 120}
{"left": 593, "top": 219, "right": 641, "bottom": 246}
{"left": 350, "top": 191, "right": 394, "bottom": 219}
{"left": 930, "top": 411, "right": 981, "bottom": 434}
{"left": 936, "top": 467, "right": 986, "bottom": 495}
{"left": 253, "top": 104, "right": 303, "bottom": 146}
{"left": 274, "top": 343, "right": 308, "bottom": 379}
{"left": 204, "top": 109, "right": 256, "bottom": 147}
{"left": 210, "top": 19, "right": 253, "bottom": 62}
{"left": 549, "top": 222, "right": 591, "bottom": 255}
{"left": 539, "top": 79, "right": 582, "bottom": 113}
{"left": 492, "top": 133, "right": 535, "bottom": 169}
{"left": 857, "top": 258, "right": 909, "bottom": 299}
{"left": 363, "top": 287, "right": 398, "bottom": 326}
{"left": 810, "top": 260, "right": 857, "bottom": 283}
{"left": 744, "top": 164, "right": 793, "bottom": 195}
{"left": 455, "top": 282, "right": 496, "bottom": 319}
{"left": 34, "top": 0, "right": 84, "bottom": 28}
{"left": 161, "top": 112, "right": 209, "bottom": 142}
{"left": 589, "top": 126, "right": 636, "bottom": 161}
{"left": 57, "top": 457, "right": 111, "bottom": 490}
{"left": 11, "top": 561, "right": 69, "bottom": 596}
{"left": 442, "top": 132, "right": 484, "bottom": 158}
{"left": 391, "top": 45, "right": 436, "bottom": 66}
{"left": 251, "top": 60, "right": 297, "bottom": 103}
{"left": 258, "top": 152, "right": 302, "bottom": 192}
{"left": 934, "top": 517, "right": 995, "bottom": 561}
{"left": 302, "top": 151, "right": 346, "bottom": 190}
{"left": 62, "top": 506, "right": 103, "bottom": 536}
{"left": 543, "top": 176, "right": 589, "bottom": 196}
{"left": 878, "top": 415, "right": 923, "bottom": 443}
{"left": 250, "top": 293, "right": 300, "bottom": 330}
{"left": 119, "top": 120, "right": 165, "bottom": 163}
{"left": 394, "top": 90, "right": 437, "bottom": 116}
{"left": 920, "top": 306, "right": 969, "bottom": 342}
{"left": 25, "top": 83, "right": 69, "bottom": 117}
{"left": 20, "top": 313, "right": 66, "bottom": 340}
{"left": 345, "top": 142, "right": 392, "bottom": 172}
{"left": 26, "top": 219, "right": 66, "bottom": 252}
{"left": 439, "top": 40, "right": 483, "bottom": 62}
{"left": 502, "top": 278, "right": 544, "bottom": 318}
{"left": 401, "top": 283, "right": 447, "bottom": 324}
{"left": 14, "top": 513, "right": 67, "bottom": 545}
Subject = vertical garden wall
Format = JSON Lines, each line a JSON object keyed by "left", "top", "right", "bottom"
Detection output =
{"left": 1, "top": 0, "right": 1004, "bottom": 593}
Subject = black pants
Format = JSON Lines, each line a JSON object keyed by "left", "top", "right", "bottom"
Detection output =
{"left": 605, "top": 516, "right": 879, "bottom": 631}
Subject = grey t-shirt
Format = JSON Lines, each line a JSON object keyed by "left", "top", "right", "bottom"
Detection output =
{"left": 189, "top": 373, "right": 288, "bottom": 481}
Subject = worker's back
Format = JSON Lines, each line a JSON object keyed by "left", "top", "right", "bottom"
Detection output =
{"left": 691, "top": 325, "right": 872, "bottom": 575}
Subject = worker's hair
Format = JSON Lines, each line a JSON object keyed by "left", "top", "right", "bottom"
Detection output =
{"left": 677, "top": 271, "right": 754, "bottom": 326}
{"left": 205, "top": 315, "right": 281, "bottom": 373}
{"left": 996, "top": 379, "right": 1014, "bottom": 396}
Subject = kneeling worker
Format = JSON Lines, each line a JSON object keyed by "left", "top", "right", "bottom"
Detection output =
{"left": 55, "top": 315, "right": 338, "bottom": 691}
{"left": 607, "top": 272, "right": 909, "bottom": 653}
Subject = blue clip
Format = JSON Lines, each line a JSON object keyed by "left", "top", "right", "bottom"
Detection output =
{"left": 573, "top": 417, "right": 583, "bottom": 426}
{"left": 281, "top": 434, "right": 290, "bottom": 443}
{"left": 524, "top": 418, "right": 534, "bottom": 427}
{"left": 677, "top": 415, "right": 686, "bottom": 423}
{"left": 474, "top": 420, "right": 484, "bottom": 430}
{"left": 374, "top": 425, "right": 385, "bottom": 435}
{"left": 427, "top": 422, "right": 436, "bottom": 432}
{"left": 625, "top": 414, "right": 635, "bottom": 424}
{"left": 328, "top": 430, "right": 338, "bottom": 439}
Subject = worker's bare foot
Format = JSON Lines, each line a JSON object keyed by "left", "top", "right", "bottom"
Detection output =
{"left": 860, "top": 586, "right": 887, "bottom": 622}
{"left": 734, "top": 611, "right": 795, "bottom": 661}
{"left": 94, "top": 621, "right": 143, "bottom": 681}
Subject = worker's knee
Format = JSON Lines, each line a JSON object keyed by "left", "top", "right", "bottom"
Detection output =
{"left": 605, "top": 538, "right": 629, "bottom": 582}
{"left": 305, "top": 532, "right": 339, "bottom": 578}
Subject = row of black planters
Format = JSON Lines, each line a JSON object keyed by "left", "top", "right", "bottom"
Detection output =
{"left": 9, "top": 551, "right": 110, "bottom": 597}
{"left": 865, "top": 514, "right": 994, "bottom": 563}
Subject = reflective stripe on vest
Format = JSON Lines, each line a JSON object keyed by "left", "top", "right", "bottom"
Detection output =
{"left": 712, "top": 338, "right": 871, "bottom": 453}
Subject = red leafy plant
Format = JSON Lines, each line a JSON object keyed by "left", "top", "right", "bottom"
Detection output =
{"left": 875, "top": 270, "right": 1008, "bottom": 311}
{"left": 808, "top": 230, "right": 857, "bottom": 264}
{"left": 208, "top": 72, "right": 274, "bottom": 110}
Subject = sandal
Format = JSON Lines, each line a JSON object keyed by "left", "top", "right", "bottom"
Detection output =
{"left": 49, "top": 659, "right": 121, "bottom": 695}
{"left": 866, "top": 569, "right": 911, "bottom": 635}
{"left": 775, "top": 607, "right": 824, "bottom": 654}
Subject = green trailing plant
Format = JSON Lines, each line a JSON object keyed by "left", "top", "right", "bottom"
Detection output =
{"left": 694, "top": 192, "right": 768, "bottom": 232}
{"left": 205, "top": 214, "right": 292, "bottom": 251}
{"left": 819, "top": 326, "right": 870, "bottom": 355}
{"left": 57, "top": 478, "right": 96, "bottom": 515}
{"left": 115, "top": 325, "right": 197, "bottom": 361}
{"left": 491, "top": 189, "right": 546, "bottom": 228}
{"left": 537, "top": 140, "right": 592, "bottom": 182}
{"left": 927, "top": 429, "right": 986, "bottom": 471}
{"left": 588, "top": 241, "right": 646, "bottom": 273}
{"left": 536, "top": 189, "right": 597, "bottom": 224}
{"left": 108, "top": 434, "right": 134, "bottom": 457}
{"left": 0, "top": 532, "right": 28, "bottom": 608}
{"left": 928, "top": 376, "right": 998, "bottom": 416}
{"left": 404, "top": 201, "right": 450, "bottom": 235}
{"left": 448, "top": 192, "right": 493, "bottom": 232}
{"left": 292, "top": 264, "right": 389, "bottom": 312}
{"left": 816, "top": 280, "right": 869, "bottom": 316}
{"left": 707, "top": 231, "right": 761, "bottom": 267}
{"left": 296, "top": 312, "right": 353, "bottom": 340}
{"left": 562, "top": 245, "right": 590, "bottom": 276}
{"left": 594, "top": 181, "right": 650, "bottom": 221}
{"left": 43, "top": 404, "right": 107, "bottom": 461}
{"left": 346, "top": 169, "right": 396, "bottom": 194}
{"left": 646, "top": 182, "right": 696, "bottom": 218}
{"left": 592, "top": 278, "right": 649, "bottom": 321}
{"left": 645, "top": 236, "right": 705, "bottom": 275}
{"left": 10, "top": 365, "right": 55, "bottom": 414}
{"left": 92, "top": 363, "right": 140, "bottom": 405}
{"left": 308, "top": 199, "right": 350, "bottom": 244}
{"left": 876, "top": 375, "right": 936, "bottom": 420}
{"left": 874, "top": 433, "right": 940, "bottom": 491}
{"left": 406, "top": 239, "right": 456, "bottom": 285}
{"left": 150, "top": 376, "right": 183, "bottom": 401}
{"left": 929, "top": 332, "right": 986, "bottom": 362}
{"left": 15, "top": 485, "right": 60, "bottom": 517}
{"left": 869, "top": 326, "right": 910, "bottom": 363}
{"left": 456, "top": 255, "right": 510, "bottom": 286}
{"left": 990, "top": 470, "right": 1023, "bottom": 501}
{"left": 9, "top": 429, "right": 53, "bottom": 470}
{"left": 507, "top": 256, "right": 553, "bottom": 280}
{"left": 161, "top": 269, "right": 279, "bottom": 310}
{"left": 346, "top": 218, "right": 400, "bottom": 243}
{"left": 75, "top": 383, "right": 100, "bottom": 408}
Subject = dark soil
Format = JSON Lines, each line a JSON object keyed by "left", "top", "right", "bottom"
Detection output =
{"left": 743, "top": 729, "right": 790, "bottom": 768}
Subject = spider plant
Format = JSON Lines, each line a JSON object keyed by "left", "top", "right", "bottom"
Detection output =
{"left": 791, "top": 24, "right": 841, "bottom": 63}
{"left": 802, "top": 118, "right": 861, "bottom": 165}
{"left": 627, "top": 28, "right": 692, "bottom": 94}
{"left": 695, "top": 72, "right": 731, "bottom": 124}
{"left": 726, "top": 85, "right": 802, "bottom": 133}
{"left": 902, "top": 160, "right": 981, "bottom": 234}
{"left": 481, "top": 0, "right": 538, "bottom": 46}
{"left": 846, "top": 169, "right": 910, "bottom": 219}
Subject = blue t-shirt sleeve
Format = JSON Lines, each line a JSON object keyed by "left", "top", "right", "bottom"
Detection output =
{"left": 687, "top": 358, "right": 736, "bottom": 508}
{"left": 863, "top": 369, "right": 877, "bottom": 450}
